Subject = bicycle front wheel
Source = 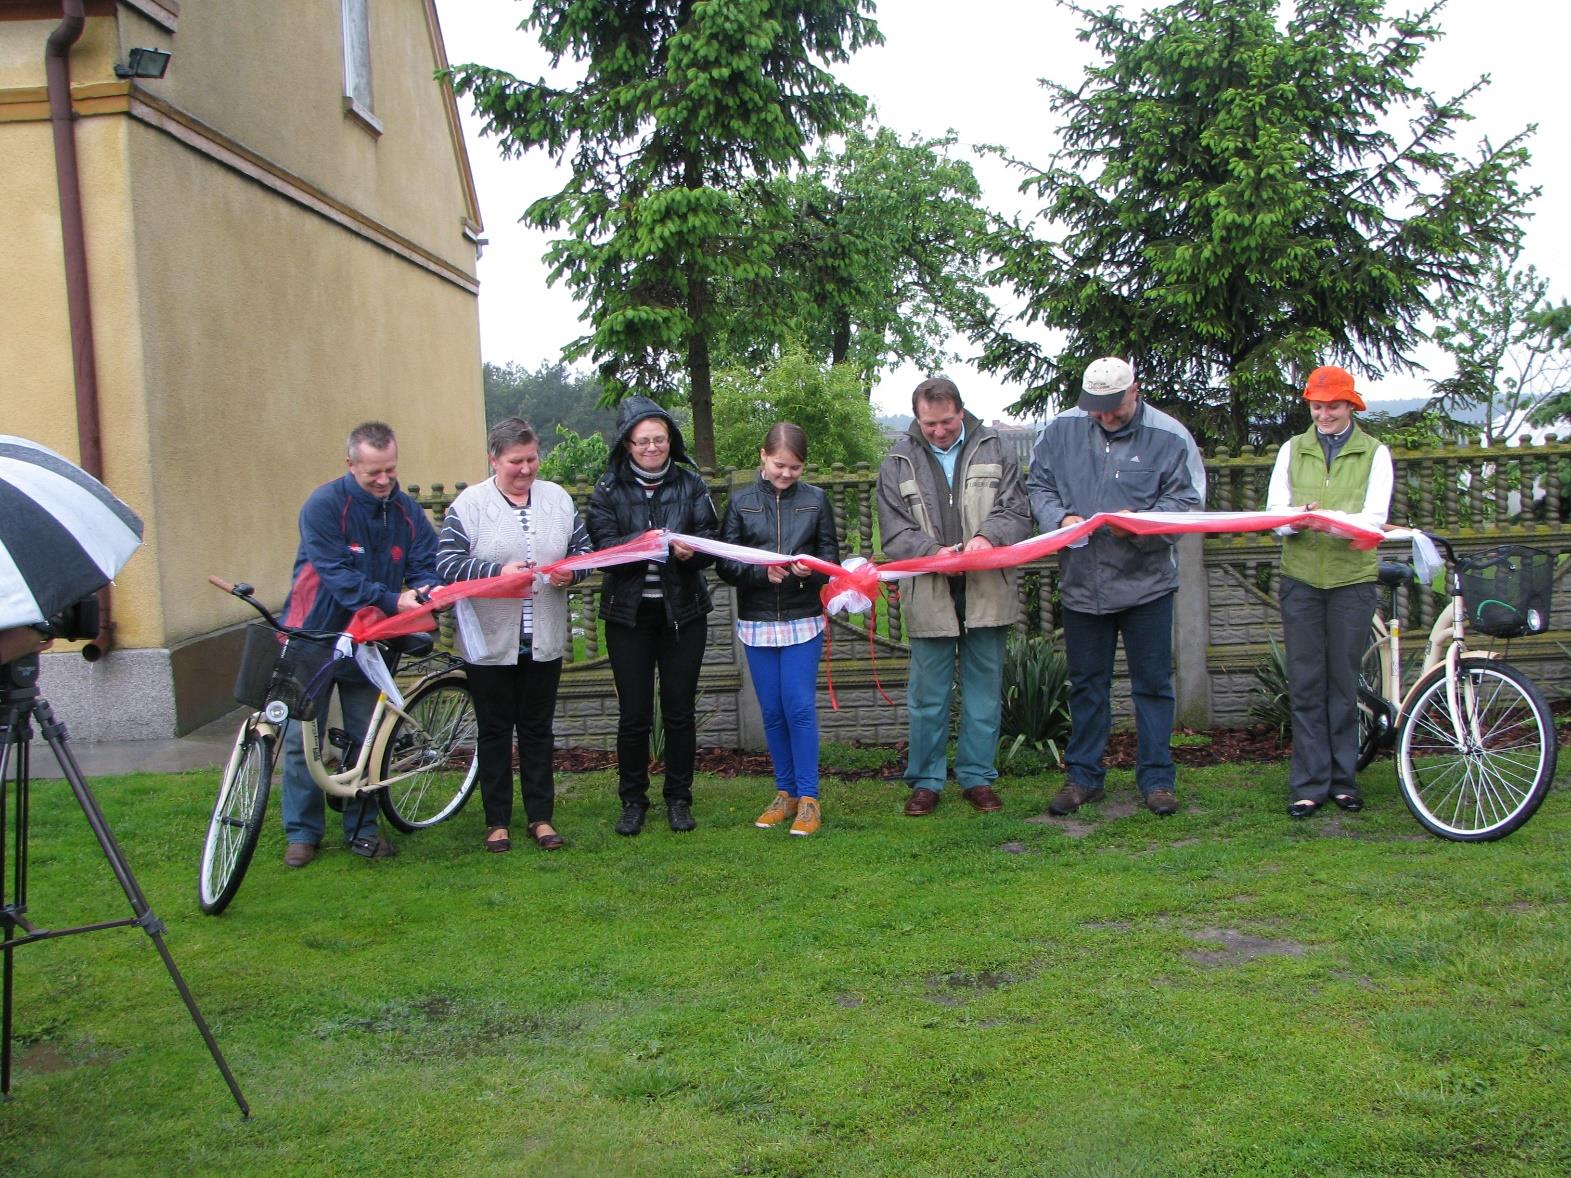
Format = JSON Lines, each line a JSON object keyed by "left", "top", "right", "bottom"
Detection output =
{"left": 1395, "top": 660, "right": 1557, "bottom": 841}
{"left": 378, "top": 675, "right": 478, "bottom": 831}
{"left": 199, "top": 722, "right": 274, "bottom": 915}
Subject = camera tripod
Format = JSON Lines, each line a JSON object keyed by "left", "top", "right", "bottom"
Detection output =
{"left": 0, "top": 654, "right": 249, "bottom": 1116}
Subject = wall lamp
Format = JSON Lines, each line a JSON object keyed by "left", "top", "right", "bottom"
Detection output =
{"left": 114, "top": 47, "right": 171, "bottom": 80}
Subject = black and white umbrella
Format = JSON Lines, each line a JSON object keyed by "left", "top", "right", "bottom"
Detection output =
{"left": 0, "top": 436, "right": 144, "bottom": 630}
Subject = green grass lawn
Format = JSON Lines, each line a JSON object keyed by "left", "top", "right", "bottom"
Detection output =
{"left": 2, "top": 756, "right": 1568, "bottom": 1176}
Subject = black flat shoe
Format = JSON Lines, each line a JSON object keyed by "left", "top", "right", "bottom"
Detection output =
{"left": 1288, "top": 799, "right": 1321, "bottom": 819}
{"left": 1331, "top": 792, "right": 1364, "bottom": 812}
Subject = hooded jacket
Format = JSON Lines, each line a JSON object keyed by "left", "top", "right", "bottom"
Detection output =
{"left": 875, "top": 412, "right": 1033, "bottom": 637}
{"left": 1027, "top": 400, "right": 1205, "bottom": 614}
{"left": 585, "top": 396, "right": 719, "bottom": 628}
{"left": 281, "top": 473, "right": 440, "bottom": 633}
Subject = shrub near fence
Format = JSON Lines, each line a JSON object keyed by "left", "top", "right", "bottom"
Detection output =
{"left": 407, "top": 439, "right": 1571, "bottom": 746}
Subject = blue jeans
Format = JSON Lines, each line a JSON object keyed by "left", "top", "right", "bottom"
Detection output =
{"left": 1062, "top": 592, "right": 1176, "bottom": 796}
{"left": 743, "top": 632, "right": 824, "bottom": 798}
{"left": 281, "top": 664, "right": 381, "bottom": 845}
{"left": 905, "top": 625, "right": 1007, "bottom": 792}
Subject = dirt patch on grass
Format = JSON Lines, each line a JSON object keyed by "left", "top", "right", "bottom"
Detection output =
{"left": 1182, "top": 927, "right": 1308, "bottom": 968}
{"left": 1024, "top": 813, "right": 1095, "bottom": 837}
{"left": 997, "top": 840, "right": 1033, "bottom": 854}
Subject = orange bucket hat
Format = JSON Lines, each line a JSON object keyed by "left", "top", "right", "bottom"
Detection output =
{"left": 1303, "top": 366, "right": 1365, "bottom": 412}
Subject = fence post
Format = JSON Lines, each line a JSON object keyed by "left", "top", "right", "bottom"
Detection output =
{"left": 1173, "top": 532, "right": 1212, "bottom": 729}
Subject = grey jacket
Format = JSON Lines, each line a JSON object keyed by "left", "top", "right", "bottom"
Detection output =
{"left": 876, "top": 413, "right": 1033, "bottom": 637}
{"left": 1027, "top": 400, "right": 1205, "bottom": 614}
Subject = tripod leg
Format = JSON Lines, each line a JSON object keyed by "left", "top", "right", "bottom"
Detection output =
{"left": 34, "top": 700, "right": 251, "bottom": 1118}
{"left": 1, "top": 710, "right": 22, "bottom": 1097}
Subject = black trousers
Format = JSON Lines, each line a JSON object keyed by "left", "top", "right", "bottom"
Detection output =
{"left": 605, "top": 599, "right": 706, "bottom": 807}
{"left": 1279, "top": 576, "right": 1377, "bottom": 803}
{"left": 464, "top": 657, "right": 564, "bottom": 828}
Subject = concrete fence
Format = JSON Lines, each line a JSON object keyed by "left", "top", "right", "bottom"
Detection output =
{"left": 406, "top": 439, "right": 1571, "bottom": 748}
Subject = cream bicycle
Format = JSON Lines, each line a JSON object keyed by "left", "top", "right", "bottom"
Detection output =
{"left": 198, "top": 576, "right": 478, "bottom": 914}
{"left": 1356, "top": 537, "right": 1558, "bottom": 841}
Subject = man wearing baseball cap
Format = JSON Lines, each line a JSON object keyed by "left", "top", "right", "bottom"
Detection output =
{"left": 1026, "top": 357, "right": 1206, "bottom": 817}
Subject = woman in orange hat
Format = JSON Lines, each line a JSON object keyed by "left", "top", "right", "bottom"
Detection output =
{"left": 1265, "top": 366, "right": 1393, "bottom": 818}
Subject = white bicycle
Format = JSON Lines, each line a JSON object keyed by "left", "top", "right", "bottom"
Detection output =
{"left": 1356, "top": 537, "right": 1558, "bottom": 841}
{"left": 198, "top": 576, "right": 479, "bottom": 914}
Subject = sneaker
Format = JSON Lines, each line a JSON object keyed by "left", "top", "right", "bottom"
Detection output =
{"left": 1048, "top": 783, "right": 1104, "bottom": 816}
{"left": 789, "top": 797, "right": 821, "bottom": 837}
{"left": 755, "top": 791, "right": 798, "bottom": 828}
{"left": 1144, "top": 789, "right": 1179, "bottom": 816}
{"left": 615, "top": 803, "right": 647, "bottom": 836}
{"left": 667, "top": 799, "right": 696, "bottom": 832}
{"left": 348, "top": 834, "right": 397, "bottom": 859}
{"left": 282, "top": 842, "right": 319, "bottom": 868}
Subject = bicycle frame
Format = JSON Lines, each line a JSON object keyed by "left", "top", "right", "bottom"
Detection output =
{"left": 1370, "top": 554, "right": 1500, "bottom": 751}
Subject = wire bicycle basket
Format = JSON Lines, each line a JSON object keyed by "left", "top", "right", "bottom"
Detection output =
{"left": 1456, "top": 545, "right": 1554, "bottom": 638}
{"left": 233, "top": 623, "right": 340, "bottom": 719}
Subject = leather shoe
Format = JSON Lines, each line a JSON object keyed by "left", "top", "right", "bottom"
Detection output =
{"left": 963, "top": 785, "right": 1003, "bottom": 813}
{"left": 1144, "top": 789, "right": 1179, "bottom": 817}
{"left": 615, "top": 803, "right": 647, "bottom": 836}
{"left": 282, "top": 842, "right": 318, "bottom": 868}
{"left": 904, "top": 787, "right": 940, "bottom": 816}
{"left": 667, "top": 799, "right": 696, "bottom": 832}
{"left": 527, "top": 821, "right": 565, "bottom": 850}
{"left": 1048, "top": 783, "right": 1104, "bottom": 816}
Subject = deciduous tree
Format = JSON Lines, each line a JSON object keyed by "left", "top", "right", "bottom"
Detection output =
{"left": 711, "top": 347, "right": 886, "bottom": 471}
{"left": 1431, "top": 246, "right": 1571, "bottom": 443}
{"left": 450, "top": 0, "right": 880, "bottom": 468}
{"left": 717, "top": 125, "right": 997, "bottom": 389}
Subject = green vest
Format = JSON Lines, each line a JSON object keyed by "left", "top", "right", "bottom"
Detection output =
{"left": 1279, "top": 424, "right": 1379, "bottom": 589}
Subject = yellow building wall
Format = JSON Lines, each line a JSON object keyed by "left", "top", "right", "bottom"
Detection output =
{"left": 128, "top": 117, "right": 484, "bottom": 644}
{"left": 2, "top": 3, "right": 485, "bottom": 734}
{"left": 134, "top": 0, "right": 479, "bottom": 274}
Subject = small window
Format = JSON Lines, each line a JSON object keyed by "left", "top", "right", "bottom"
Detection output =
{"left": 341, "top": 0, "right": 383, "bottom": 135}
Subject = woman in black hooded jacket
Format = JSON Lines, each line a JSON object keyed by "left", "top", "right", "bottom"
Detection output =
{"left": 585, "top": 396, "right": 719, "bottom": 836}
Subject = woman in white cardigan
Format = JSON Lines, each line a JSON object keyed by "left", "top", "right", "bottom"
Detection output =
{"left": 436, "top": 418, "right": 591, "bottom": 852}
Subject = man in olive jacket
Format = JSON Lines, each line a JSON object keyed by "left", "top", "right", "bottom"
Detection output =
{"left": 876, "top": 377, "right": 1033, "bottom": 816}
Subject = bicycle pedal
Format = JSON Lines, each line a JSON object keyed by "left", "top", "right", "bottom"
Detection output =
{"left": 326, "top": 727, "right": 353, "bottom": 753}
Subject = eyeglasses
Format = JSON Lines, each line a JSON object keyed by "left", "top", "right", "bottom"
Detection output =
{"left": 630, "top": 436, "right": 669, "bottom": 450}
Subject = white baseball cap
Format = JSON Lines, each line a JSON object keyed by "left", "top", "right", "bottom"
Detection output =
{"left": 1079, "top": 357, "right": 1136, "bottom": 412}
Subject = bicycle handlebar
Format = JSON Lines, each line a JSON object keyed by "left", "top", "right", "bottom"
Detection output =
{"left": 209, "top": 574, "right": 288, "bottom": 630}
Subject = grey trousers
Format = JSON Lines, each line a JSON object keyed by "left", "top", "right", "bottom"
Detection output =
{"left": 1279, "top": 575, "right": 1377, "bottom": 803}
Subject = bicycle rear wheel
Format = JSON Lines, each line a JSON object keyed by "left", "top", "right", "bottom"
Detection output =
{"left": 199, "top": 721, "right": 274, "bottom": 915}
{"left": 1395, "top": 660, "right": 1557, "bottom": 841}
{"left": 1355, "top": 640, "right": 1388, "bottom": 771}
{"left": 378, "top": 675, "right": 478, "bottom": 831}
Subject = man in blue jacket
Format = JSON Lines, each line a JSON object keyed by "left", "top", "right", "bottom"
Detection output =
{"left": 1028, "top": 358, "right": 1205, "bottom": 817}
{"left": 278, "top": 421, "right": 439, "bottom": 866}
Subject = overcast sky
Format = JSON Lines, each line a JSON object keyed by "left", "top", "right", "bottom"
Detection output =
{"left": 433, "top": 0, "right": 1569, "bottom": 423}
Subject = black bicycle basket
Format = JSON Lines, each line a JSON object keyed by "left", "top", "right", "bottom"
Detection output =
{"left": 1457, "top": 545, "right": 1554, "bottom": 638}
{"left": 233, "top": 622, "right": 340, "bottom": 720}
